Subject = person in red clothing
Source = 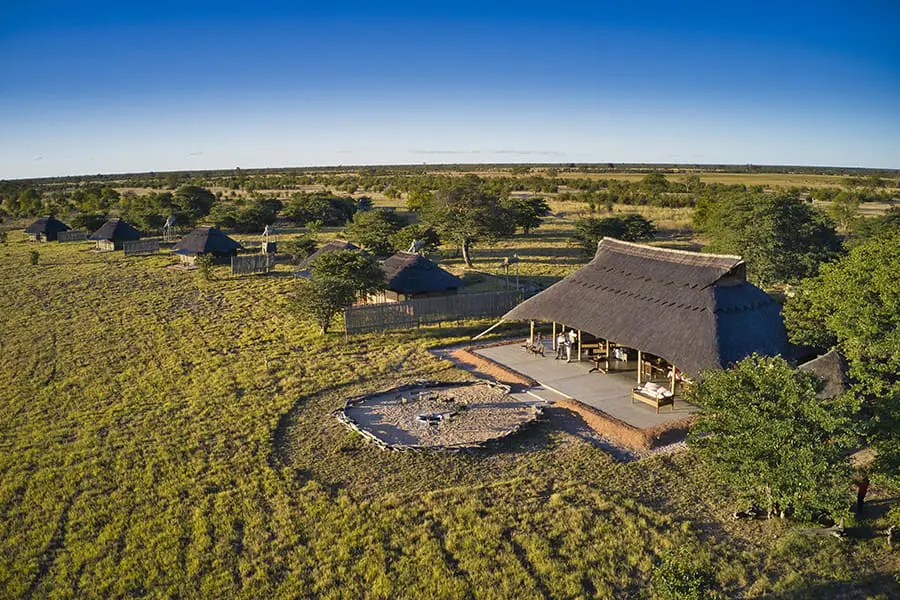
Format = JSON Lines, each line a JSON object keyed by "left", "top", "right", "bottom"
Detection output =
{"left": 855, "top": 474, "right": 870, "bottom": 515}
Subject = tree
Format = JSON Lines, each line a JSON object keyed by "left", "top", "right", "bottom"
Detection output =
{"left": 291, "top": 277, "right": 357, "bottom": 334}
{"left": 173, "top": 186, "right": 216, "bottom": 221}
{"left": 828, "top": 191, "right": 861, "bottom": 233}
{"left": 391, "top": 224, "right": 440, "bottom": 254}
{"left": 783, "top": 228, "right": 900, "bottom": 478}
{"left": 209, "top": 200, "right": 275, "bottom": 232}
{"left": 687, "top": 355, "right": 858, "bottom": 520}
{"left": 694, "top": 193, "right": 841, "bottom": 287}
{"left": 70, "top": 212, "right": 108, "bottom": 233}
{"left": 279, "top": 236, "right": 317, "bottom": 265}
{"left": 283, "top": 191, "right": 356, "bottom": 226}
{"left": 421, "top": 177, "right": 516, "bottom": 267}
{"left": 345, "top": 209, "right": 408, "bottom": 256}
{"left": 405, "top": 188, "right": 432, "bottom": 212}
{"left": 309, "top": 250, "right": 385, "bottom": 298}
{"left": 572, "top": 214, "right": 656, "bottom": 256}
{"left": 503, "top": 196, "right": 551, "bottom": 235}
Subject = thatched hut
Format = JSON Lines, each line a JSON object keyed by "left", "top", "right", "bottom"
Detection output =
{"left": 503, "top": 238, "right": 789, "bottom": 385}
{"left": 298, "top": 240, "right": 361, "bottom": 269}
{"left": 798, "top": 349, "right": 850, "bottom": 399}
{"left": 172, "top": 226, "right": 243, "bottom": 265}
{"left": 88, "top": 218, "right": 142, "bottom": 251}
{"left": 24, "top": 216, "right": 70, "bottom": 242}
{"left": 373, "top": 251, "right": 463, "bottom": 302}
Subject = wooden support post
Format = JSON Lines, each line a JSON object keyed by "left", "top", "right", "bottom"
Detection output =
{"left": 671, "top": 366, "right": 677, "bottom": 395}
{"left": 552, "top": 322, "right": 557, "bottom": 350}
{"left": 637, "top": 350, "right": 643, "bottom": 384}
{"left": 577, "top": 330, "right": 582, "bottom": 362}
{"left": 529, "top": 320, "right": 535, "bottom": 345}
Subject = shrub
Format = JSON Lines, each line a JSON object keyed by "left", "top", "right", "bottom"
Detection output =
{"left": 195, "top": 254, "right": 213, "bottom": 281}
{"left": 30, "top": 250, "right": 39, "bottom": 265}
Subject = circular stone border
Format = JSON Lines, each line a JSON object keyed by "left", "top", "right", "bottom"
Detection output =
{"left": 334, "top": 380, "right": 545, "bottom": 452}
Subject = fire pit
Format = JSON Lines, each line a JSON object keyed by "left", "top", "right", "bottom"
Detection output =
{"left": 335, "top": 380, "right": 545, "bottom": 451}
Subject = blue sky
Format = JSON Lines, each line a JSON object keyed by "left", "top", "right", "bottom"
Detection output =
{"left": 2, "top": 1, "right": 899, "bottom": 178}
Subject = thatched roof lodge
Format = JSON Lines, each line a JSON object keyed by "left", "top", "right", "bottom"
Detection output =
{"left": 172, "top": 226, "right": 243, "bottom": 265}
{"left": 24, "top": 216, "right": 70, "bottom": 242}
{"left": 88, "top": 218, "right": 142, "bottom": 251}
{"left": 504, "top": 238, "right": 789, "bottom": 379}
{"left": 375, "top": 252, "right": 463, "bottom": 302}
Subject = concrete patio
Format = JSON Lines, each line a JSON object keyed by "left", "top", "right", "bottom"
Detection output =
{"left": 476, "top": 342, "right": 699, "bottom": 430}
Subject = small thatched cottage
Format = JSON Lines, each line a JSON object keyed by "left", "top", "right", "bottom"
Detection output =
{"left": 373, "top": 252, "right": 463, "bottom": 302}
{"left": 24, "top": 216, "right": 70, "bottom": 242}
{"left": 799, "top": 349, "right": 850, "bottom": 400}
{"left": 503, "top": 237, "right": 789, "bottom": 381}
{"left": 299, "top": 240, "right": 361, "bottom": 269}
{"left": 89, "top": 218, "right": 142, "bottom": 251}
{"left": 172, "top": 226, "right": 243, "bottom": 265}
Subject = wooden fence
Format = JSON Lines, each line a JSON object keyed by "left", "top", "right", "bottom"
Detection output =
{"left": 231, "top": 253, "right": 275, "bottom": 275}
{"left": 123, "top": 239, "right": 160, "bottom": 256}
{"left": 344, "top": 290, "right": 525, "bottom": 333}
{"left": 57, "top": 230, "right": 87, "bottom": 243}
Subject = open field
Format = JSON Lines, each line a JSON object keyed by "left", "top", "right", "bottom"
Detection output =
{"left": 1, "top": 232, "right": 898, "bottom": 598}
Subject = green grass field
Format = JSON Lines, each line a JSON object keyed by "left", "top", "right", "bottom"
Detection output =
{"left": 1, "top": 231, "right": 898, "bottom": 599}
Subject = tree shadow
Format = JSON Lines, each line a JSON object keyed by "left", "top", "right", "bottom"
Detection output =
{"left": 759, "top": 573, "right": 900, "bottom": 599}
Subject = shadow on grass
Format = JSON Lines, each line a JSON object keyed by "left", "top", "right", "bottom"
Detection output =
{"left": 760, "top": 573, "right": 900, "bottom": 599}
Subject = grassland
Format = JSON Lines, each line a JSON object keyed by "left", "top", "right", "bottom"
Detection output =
{"left": 1, "top": 229, "right": 898, "bottom": 599}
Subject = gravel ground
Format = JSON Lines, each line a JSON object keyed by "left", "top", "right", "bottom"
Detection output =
{"left": 346, "top": 384, "right": 542, "bottom": 447}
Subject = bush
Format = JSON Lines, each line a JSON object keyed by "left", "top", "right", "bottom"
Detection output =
{"left": 280, "top": 237, "right": 317, "bottom": 265}
{"left": 30, "top": 250, "right": 39, "bottom": 265}
{"left": 572, "top": 214, "right": 656, "bottom": 255}
{"left": 651, "top": 551, "right": 716, "bottom": 600}
{"left": 195, "top": 255, "right": 213, "bottom": 281}
{"left": 71, "top": 212, "right": 108, "bottom": 233}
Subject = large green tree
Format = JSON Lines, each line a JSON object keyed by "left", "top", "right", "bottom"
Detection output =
{"left": 687, "top": 355, "right": 858, "bottom": 520}
{"left": 784, "top": 228, "right": 900, "bottom": 478}
{"left": 503, "top": 196, "right": 551, "bottom": 235}
{"left": 345, "top": 209, "right": 408, "bottom": 256}
{"left": 173, "top": 186, "right": 216, "bottom": 221}
{"left": 308, "top": 250, "right": 385, "bottom": 298}
{"left": 291, "top": 277, "right": 357, "bottom": 334}
{"left": 421, "top": 176, "right": 515, "bottom": 267}
{"left": 694, "top": 193, "right": 841, "bottom": 287}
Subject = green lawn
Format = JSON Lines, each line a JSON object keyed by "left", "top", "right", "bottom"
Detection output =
{"left": 0, "top": 233, "right": 897, "bottom": 599}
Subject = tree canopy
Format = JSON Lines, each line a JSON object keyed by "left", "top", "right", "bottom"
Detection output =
{"left": 291, "top": 277, "right": 357, "bottom": 334}
{"left": 572, "top": 214, "right": 656, "bottom": 256}
{"left": 693, "top": 193, "right": 841, "bottom": 287}
{"left": 784, "top": 228, "right": 900, "bottom": 478}
{"left": 502, "top": 196, "right": 551, "bottom": 235}
{"left": 687, "top": 355, "right": 858, "bottom": 520}
{"left": 344, "top": 209, "right": 408, "bottom": 256}
{"left": 308, "top": 250, "right": 385, "bottom": 298}
{"left": 420, "top": 176, "right": 516, "bottom": 267}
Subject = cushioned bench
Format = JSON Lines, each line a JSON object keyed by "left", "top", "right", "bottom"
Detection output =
{"left": 631, "top": 383, "right": 675, "bottom": 414}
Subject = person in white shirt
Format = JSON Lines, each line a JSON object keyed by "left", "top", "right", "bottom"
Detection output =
{"left": 566, "top": 329, "right": 577, "bottom": 362}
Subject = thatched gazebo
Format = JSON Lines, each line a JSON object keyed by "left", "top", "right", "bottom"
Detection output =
{"left": 88, "top": 218, "right": 142, "bottom": 251}
{"left": 374, "top": 251, "right": 463, "bottom": 302}
{"left": 502, "top": 238, "right": 789, "bottom": 393}
{"left": 172, "top": 226, "right": 243, "bottom": 265}
{"left": 24, "top": 216, "right": 70, "bottom": 242}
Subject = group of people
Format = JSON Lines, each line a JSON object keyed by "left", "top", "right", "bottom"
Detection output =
{"left": 554, "top": 329, "right": 578, "bottom": 362}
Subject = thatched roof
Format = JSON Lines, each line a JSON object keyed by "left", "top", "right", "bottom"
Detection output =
{"left": 88, "top": 218, "right": 142, "bottom": 241}
{"left": 172, "top": 227, "right": 242, "bottom": 256}
{"left": 24, "top": 216, "right": 70, "bottom": 235}
{"left": 503, "top": 238, "right": 788, "bottom": 376}
{"left": 799, "top": 349, "right": 850, "bottom": 399}
{"left": 299, "top": 239, "right": 361, "bottom": 268}
{"left": 381, "top": 252, "right": 462, "bottom": 295}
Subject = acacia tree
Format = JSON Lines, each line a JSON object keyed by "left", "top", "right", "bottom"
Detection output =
{"left": 693, "top": 193, "right": 841, "bottom": 287}
{"left": 309, "top": 250, "right": 385, "bottom": 298}
{"left": 687, "top": 355, "right": 858, "bottom": 520}
{"left": 291, "top": 277, "right": 357, "bottom": 334}
{"left": 421, "top": 177, "right": 515, "bottom": 267}
{"left": 503, "top": 196, "right": 551, "bottom": 235}
{"left": 572, "top": 214, "right": 655, "bottom": 256}
{"left": 784, "top": 228, "right": 900, "bottom": 478}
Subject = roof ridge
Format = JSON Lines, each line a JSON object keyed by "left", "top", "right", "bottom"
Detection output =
{"left": 599, "top": 237, "right": 744, "bottom": 263}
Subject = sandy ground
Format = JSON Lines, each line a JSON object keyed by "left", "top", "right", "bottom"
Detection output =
{"left": 345, "top": 384, "right": 542, "bottom": 447}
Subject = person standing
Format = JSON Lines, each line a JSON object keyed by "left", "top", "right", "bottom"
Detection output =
{"left": 566, "top": 329, "right": 577, "bottom": 362}
{"left": 856, "top": 474, "right": 870, "bottom": 515}
{"left": 555, "top": 331, "right": 566, "bottom": 360}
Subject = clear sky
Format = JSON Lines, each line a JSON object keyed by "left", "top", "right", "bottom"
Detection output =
{"left": 2, "top": 1, "right": 899, "bottom": 178}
